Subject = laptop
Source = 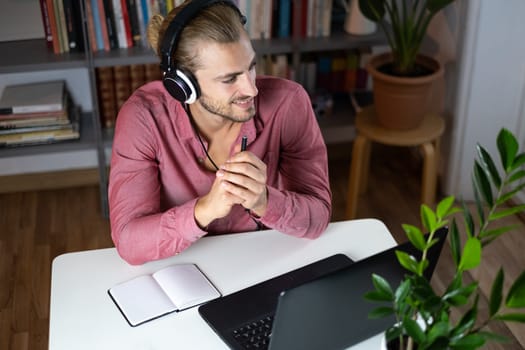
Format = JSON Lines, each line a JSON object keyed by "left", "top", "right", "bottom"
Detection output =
{"left": 199, "top": 227, "right": 448, "bottom": 350}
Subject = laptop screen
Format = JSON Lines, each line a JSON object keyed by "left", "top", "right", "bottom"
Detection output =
{"left": 268, "top": 227, "right": 448, "bottom": 350}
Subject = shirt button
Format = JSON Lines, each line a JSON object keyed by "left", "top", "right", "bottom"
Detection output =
{"left": 198, "top": 158, "right": 204, "bottom": 163}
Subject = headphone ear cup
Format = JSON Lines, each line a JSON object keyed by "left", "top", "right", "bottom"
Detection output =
{"left": 162, "top": 69, "right": 200, "bottom": 104}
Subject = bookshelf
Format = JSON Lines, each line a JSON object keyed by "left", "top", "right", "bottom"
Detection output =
{"left": 0, "top": 1, "right": 385, "bottom": 217}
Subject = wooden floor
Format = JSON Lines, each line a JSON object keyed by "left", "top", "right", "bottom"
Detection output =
{"left": 0, "top": 142, "right": 524, "bottom": 349}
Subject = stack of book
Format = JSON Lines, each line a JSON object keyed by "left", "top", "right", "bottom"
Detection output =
{"left": 0, "top": 81, "right": 80, "bottom": 147}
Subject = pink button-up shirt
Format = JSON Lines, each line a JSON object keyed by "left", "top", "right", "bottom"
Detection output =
{"left": 109, "top": 76, "right": 331, "bottom": 265}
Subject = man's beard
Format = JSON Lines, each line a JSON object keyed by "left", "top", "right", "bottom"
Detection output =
{"left": 198, "top": 95, "right": 255, "bottom": 123}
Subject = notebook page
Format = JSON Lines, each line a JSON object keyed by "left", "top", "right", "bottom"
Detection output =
{"left": 153, "top": 264, "right": 220, "bottom": 310}
{"left": 109, "top": 275, "right": 176, "bottom": 326}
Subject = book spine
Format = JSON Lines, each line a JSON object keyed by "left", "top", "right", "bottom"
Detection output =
{"left": 52, "top": 0, "right": 64, "bottom": 53}
{"left": 134, "top": 0, "right": 146, "bottom": 47}
{"left": 129, "top": 64, "right": 146, "bottom": 91}
{"left": 90, "top": 0, "right": 105, "bottom": 51}
{"left": 96, "top": 66, "right": 117, "bottom": 129}
{"left": 103, "top": 0, "right": 119, "bottom": 49}
{"left": 62, "top": 0, "right": 83, "bottom": 52}
{"left": 278, "top": 0, "right": 291, "bottom": 38}
{"left": 120, "top": 0, "right": 134, "bottom": 47}
{"left": 39, "top": 0, "right": 54, "bottom": 49}
{"left": 56, "top": 0, "right": 70, "bottom": 52}
{"left": 321, "top": 0, "right": 332, "bottom": 37}
{"left": 112, "top": 0, "right": 129, "bottom": 48}
{"left": 144, "top": 63, "right": 162, "bottom": 81}
{"left": 166, "top": 0, "right": 173, "bottom": 14}
{"left": 113, "top": 65, "right": 131, "bottom": 111}
{"left": 45, "top": 0, "right": 61, "bottom": 53}
{"left": 126, "top": 0, "right": 142, "bottom": 46}
{"left": 138, "top": 0, "right": 150, "bottom": 46}
{"left": 97, "top": 0, "right": 111, "bottom": 51}
{"left": 85, "top": 0, "right": 99, "bottom": 51}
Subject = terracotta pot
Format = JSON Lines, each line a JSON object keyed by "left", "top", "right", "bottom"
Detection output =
{"left": 367, "top": 53, "right": 444, "bottom": 130}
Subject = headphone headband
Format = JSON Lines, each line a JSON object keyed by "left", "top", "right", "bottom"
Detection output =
{"left": 160, "top": 0, "right": 245, "bottom": 74}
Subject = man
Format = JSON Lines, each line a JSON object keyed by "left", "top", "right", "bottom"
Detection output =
{"left": 109, "top": 0, "right": 331, "bottom": 265}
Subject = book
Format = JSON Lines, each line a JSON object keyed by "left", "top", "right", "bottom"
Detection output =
{"left": 144, "top": 63, "right": 162, "bottom": 81}
{"left": 108, "top": 263, "right": 221, "bottom": 327}
{"left": 129, "top": 63, "right": 146, "bottom": 91}
{"left": 112, "top": 0, "right": 131, "bottom": 48}
{"left": 97, "top": 0, "right": 111, "bottom": 51}
{"left": 278, "top": 0, "right": 292, "bottom": 38}
{"left": 63, "top": 0, "right": 84, "bottom": 52}
{"left": 0, "top": 81, "right": 65, "bottom": 115}
{"left": 90, "top": 0, "right": 105, "bottom": 51}
{"left": 102, "top": 0, "right": 119, "bottom": 49}
{"left": 126, "top": 0, "right": 142, "bottom": 46}
{"left": 0, "top": 104, "right": 80, "bottom": 147}
{"left": 38, "top": 0, "right": 54, "bottom": 49}
{"left": 95, "top": 66, "right": 117, "bottom": 128}
{"left": 54, "top": 0, "right": 69, "bottom": 53}
{"left": 84, "top": 0, "right": 96, "bottom": 51}
{"left": 45, "top": 0, "right": 61, "bottom": 53}
{"left": 113, "top": 65, "right": 131, "bottom": 110}
{"left": 119, "top": 0, "right": 133, "bottom": 47}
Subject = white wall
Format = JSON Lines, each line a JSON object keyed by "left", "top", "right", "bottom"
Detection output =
{"left": 445, "top": 0, "right": 525, "bottom": 201}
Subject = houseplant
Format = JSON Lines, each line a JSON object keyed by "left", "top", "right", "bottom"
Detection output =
{"left": 358, "top": 0, "right": 455, "bottom": 129}
{"left": 366, "top": 128, "right": 525, "bottom": 349}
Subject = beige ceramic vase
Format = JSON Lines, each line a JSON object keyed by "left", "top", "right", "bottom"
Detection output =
{"left": 367, "top": 53, "right": 444, "bottom": 130}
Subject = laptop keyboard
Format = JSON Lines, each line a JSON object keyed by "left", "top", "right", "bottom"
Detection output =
{"left": 232, "top": 314, "right": 274, "bottom": 349}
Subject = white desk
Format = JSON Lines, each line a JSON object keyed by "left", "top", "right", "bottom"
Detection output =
{"left": 49, "top": 219, "right": 397, "bottom": 350}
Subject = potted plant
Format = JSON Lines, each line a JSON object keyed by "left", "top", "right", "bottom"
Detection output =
{"left": 366, "top": 128, "right": 525, "bottom": 349}
{"left": 358, "top": 0, "right": 455, "bottom": 130}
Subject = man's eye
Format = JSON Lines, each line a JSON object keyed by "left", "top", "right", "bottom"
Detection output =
{"left": 223, "top": 76, "right": 237, "bottom": 84}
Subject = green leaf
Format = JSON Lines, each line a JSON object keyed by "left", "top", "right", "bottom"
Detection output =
{"left": 450, "top": 220, "right": 461, "bottom": 267}
{"left": 461, "top": 201, "right": 474, "bottom": 238}
{"left": 489, "top": 269, "right": 504, "bottom": 317}
{"left": 453, "top": 295, "right": 479, "bottom": 336}
{"left": 497, "top": 128, "right": 518, "bottom": 171}
{"left": 505, "top": 271, "right": 525, "bottom": 308}
{"left": 475, "top": 331, "right": 510, "bottom": 344}
{"left": 396, "top": 250, "right": 419, "bottom": 274}
{"left": 403, "top": 224, "right": 426, "bottom": 251}
{"left": 506, "top": 169, "right": 525, "bottom": 184}
{"left": 477, "top": 144, "right": 501, "bottom": 188}
{"left": 510, "top": 152, "right": 525, "bottom": 171}
{"left": 426, "top": 321, "right": 450, "bottom": 344}
{"left": 450, "top": 334, "right": 486, "bottom": 349}
{"left": 421, "top": 204, "right": 437, "bottom": 232}
{"left": 489, "top": 204, "right": 525, "bottom": 221}
{"left": 479, "top": 225, "right": 520, "bottom": 242}
{"left": 404, "top": 318, "right": 426, "bottom": 344}
{"left": 395, "top": 279, "right": 411, "bottom": 304}
{"left": 473, "top": 161, "right": 494, "bottom": 206}
{"left": 443, "top": 281, "right": 478, "bottom": 306}
{"left": 358, "top": 0, "right": 385, "bottom": 22}
{"left": 472, "top": 180, "right": 485, "bottom": 226}
{"left": 495, "top": 313, "right": 525, "bottom": 323}
{"left": 458, "top": 237, "right": 482, "bottom": 271}
{"left": 368, "top": 306, "right": 395, "bottom": 319}
{"left": 436, "top": 195, "right": 456, "bottom": 219}
{"left": 497, "top": 183, "right": 525, "bottom": 205}
{"left": 364, "top": 290, "right": 393, "bottom": 302}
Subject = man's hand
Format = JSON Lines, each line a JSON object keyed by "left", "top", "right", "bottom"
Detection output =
{"left": 194, "top": 147, "right": 268, "bottom": 228}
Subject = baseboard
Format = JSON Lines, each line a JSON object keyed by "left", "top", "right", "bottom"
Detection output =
{"left": 0, "top": 168, "right": 100, "bottom": 193}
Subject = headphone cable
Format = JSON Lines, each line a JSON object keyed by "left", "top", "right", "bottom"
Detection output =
{"left": 185, "top": 104, "right": 220, "bottom": 171}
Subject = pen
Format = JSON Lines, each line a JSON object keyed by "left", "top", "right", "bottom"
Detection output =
{"left": 241, "top": 136, "right": 248, "bottom": 152}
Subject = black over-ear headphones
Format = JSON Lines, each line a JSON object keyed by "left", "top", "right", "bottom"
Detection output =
{"left": 160, "top": 0, "right": 246, "bottom": 104}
